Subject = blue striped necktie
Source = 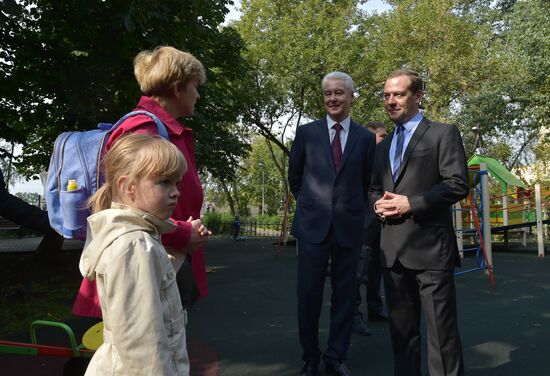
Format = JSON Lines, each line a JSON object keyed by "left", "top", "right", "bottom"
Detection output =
{"left": 392, "top": 124, "right": 405, "bottom": 182}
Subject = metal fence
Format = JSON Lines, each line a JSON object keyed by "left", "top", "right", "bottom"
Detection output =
{"left": 215, "top": 220, "right": 291, "bottom": 238}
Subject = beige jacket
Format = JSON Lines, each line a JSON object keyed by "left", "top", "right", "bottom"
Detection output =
{"left": 80, "top": 203, "right": 189, "bottom": 376}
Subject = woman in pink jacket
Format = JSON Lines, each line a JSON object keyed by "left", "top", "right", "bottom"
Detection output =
{"left": 73, "top": 46, "right": 210, "bottom": 317}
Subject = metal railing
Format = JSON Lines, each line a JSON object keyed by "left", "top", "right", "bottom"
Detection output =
{"left": 214, "top": 220, "right": 291, "bottom": 238}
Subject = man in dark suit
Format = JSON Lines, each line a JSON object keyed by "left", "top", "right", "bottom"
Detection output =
{"left": 370, "top": 69, "right": 469, "bottom": 376}
{"left": 352, "top": 122, "right": 388, "bottom": 336}
{"left": 289, "top": 72, "right": 376, "bottom": 376}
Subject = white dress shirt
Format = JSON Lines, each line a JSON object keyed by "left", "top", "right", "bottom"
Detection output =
{"left": 327, "top": 116, "right": 350, "bottom": 152}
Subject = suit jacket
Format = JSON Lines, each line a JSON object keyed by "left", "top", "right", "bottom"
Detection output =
{"left": 289, "top": 118, "right": 376, "bottom": 247}
{"left": 369, "top": 118, "right": 469, "bottom": 270}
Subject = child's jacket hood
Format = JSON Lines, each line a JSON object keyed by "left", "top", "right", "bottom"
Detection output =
{"left": 80, "top": 202, "right": 176, "bottom": 280}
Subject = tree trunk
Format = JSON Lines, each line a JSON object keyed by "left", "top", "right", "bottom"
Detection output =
{"left": 219, "top": 178, "right": 235, "bottom": 215}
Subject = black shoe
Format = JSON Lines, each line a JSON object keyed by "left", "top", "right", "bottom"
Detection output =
{"left": 325, "top": 362, "right": 352, "bottom": 376}
{"left": 298, "top": 361, "right": 318, "bottom": 376}
{"left": 352, "top": 315, "right": 372, "bottom": 336}
{"left": 368, "top": 309, "right": 388, "bottom": 322}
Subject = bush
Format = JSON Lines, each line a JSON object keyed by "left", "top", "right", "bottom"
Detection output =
{"left": 202, "top": 212, "right": 234, "bottom": 235}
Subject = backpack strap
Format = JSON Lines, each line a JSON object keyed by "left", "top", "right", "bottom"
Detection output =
{"left": 110, "top": 110, "right": 169, "bottom": 139}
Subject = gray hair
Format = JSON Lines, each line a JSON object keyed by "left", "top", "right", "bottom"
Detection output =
{"left": 322, "top": 71, "right": 354, "bottom": 93}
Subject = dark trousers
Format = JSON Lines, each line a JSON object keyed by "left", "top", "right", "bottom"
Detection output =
{"left": 383, "top": 260, "right": 464, "bottom": 376}
{"left": 355, "top": 244, "right": 384, "bottom": 315}
{"left": 297, "top": 234, "right": 359, "bottom": 365}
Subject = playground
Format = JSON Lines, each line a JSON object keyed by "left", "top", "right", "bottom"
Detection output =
{"left": 1, "top": 154, "right": 550, "bottom": 375}
{"left": 0, "top": 236, "right": 549, "bottom": 375}
{"left": 451, "top": 156, "right": 550, "bottom": 285}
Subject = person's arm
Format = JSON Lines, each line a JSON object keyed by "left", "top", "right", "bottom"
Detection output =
{"left": 106, "top": 237, "right": 175, "bottom": 375}
{"left": 0, "top": 168, "right": 52, "bottom": 233}
{"left": 288, "top": 126, "right": 305, "bottom": 199}
{"left": 163, "top": 217, "right": 210, "bottom": 253}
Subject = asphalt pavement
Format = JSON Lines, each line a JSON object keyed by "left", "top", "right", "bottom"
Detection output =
{"left": 188, "top": 238, "right": 550, "bottom": 376}
{"left": 1, "top": 236, "right": 549, "bottom": 375}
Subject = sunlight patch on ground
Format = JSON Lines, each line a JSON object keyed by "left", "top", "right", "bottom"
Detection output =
{"left": 467, "top": 341, "right": 518, "bottom": 369}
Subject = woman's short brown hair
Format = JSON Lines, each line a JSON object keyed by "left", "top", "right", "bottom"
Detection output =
{"left": 133, "top": 46, "right": 206, "bottom": 97}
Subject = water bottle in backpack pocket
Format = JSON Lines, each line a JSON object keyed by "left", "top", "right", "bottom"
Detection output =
{"left": 60, "top": 179, "right": 88, "bottom": 239}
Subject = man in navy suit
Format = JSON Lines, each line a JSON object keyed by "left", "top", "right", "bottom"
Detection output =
{"left": 371, "top": 69, "right": 468, "bottom": 376}
{"left": 289, "top": 72, "right": 376, "bottom": 376}
{"left": 352, "top": 121, "right": 389, "bottom": 337}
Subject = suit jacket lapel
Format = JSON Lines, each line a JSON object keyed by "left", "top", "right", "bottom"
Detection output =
{"left": 394, "top": 118, "right": 431, "bottom": 186}
{"left": 338, "top": 120, "right": 360, "bottom": 174}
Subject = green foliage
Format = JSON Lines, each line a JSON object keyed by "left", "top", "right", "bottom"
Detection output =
{"left": 204, "top": 136, "right": 290, "bottom": 216}
{"left": 255, "top": 213, "right": 287, "bottom": 225}
{"left": 0, "top": 0, "right": 249, "bottom": 182}
{"left": 203, "top": 211, "right": 229, "bottom": 234}
{"left": 455, "top": 0, "right": 549, "bottom": 170}
{"left": 243, "top": 136, "right": 288, "bottom": 215}
{"left": 237, "top": 0, "right": 361, "bottom": 145}
{"left": 237, "top": 0, "right": 548, "bottom": 182}
{"left": 354, "top": 0, "right": 494, "bottom": 125}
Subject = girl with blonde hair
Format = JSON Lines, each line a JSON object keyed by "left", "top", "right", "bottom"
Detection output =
{"left": 81, "top": 134, "right": 199, "bottom": 375}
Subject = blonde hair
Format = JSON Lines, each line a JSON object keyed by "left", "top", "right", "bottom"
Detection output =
{"left": 90, "top": 134, "right": 187, "bottom": 213}
{"left": 133, "top": 46, "right": 206, "bottom": 97}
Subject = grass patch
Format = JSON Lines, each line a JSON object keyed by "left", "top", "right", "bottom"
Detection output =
{"left": 0, "top": 250, "right": 83, "bottom": 337}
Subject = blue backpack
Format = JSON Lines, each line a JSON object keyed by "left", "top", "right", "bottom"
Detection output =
{"left": 45, "top": 111, "right": 169, "bottom": 239}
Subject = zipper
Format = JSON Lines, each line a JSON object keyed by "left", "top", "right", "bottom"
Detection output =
{"left": 76, "top": 133, "right": 90, "bottom": 193}
{"left": 55, "top": 133, "right": 72, "bottom": 192}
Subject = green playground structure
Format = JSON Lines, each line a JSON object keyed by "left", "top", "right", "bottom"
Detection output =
{"left": 0, "top": 320, "right": 96, "bottom": 358}
{"left": 453, "top": 155, "right": 549, "bottom": 281}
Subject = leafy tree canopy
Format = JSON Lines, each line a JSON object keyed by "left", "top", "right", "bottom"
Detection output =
{"left": 0, "top": 0, "right": 249, "bottom": 181}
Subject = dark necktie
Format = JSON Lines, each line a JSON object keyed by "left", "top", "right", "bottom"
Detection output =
{"left": 392, "top": 124, "right": 405, "bottom": 182}
{"left": 332, "top": 123, "right": 343, "bottom": 172}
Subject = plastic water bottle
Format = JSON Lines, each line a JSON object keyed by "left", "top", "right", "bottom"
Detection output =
{"left": 61, "top": 179, "right": 87, "bottom": 239}
{"left": 67, "top": 179, "right": 78, "bottom": 191}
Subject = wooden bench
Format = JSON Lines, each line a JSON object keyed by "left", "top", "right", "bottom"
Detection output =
{"left": 0, "top": 216, "right": 21, "bottom": 231}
